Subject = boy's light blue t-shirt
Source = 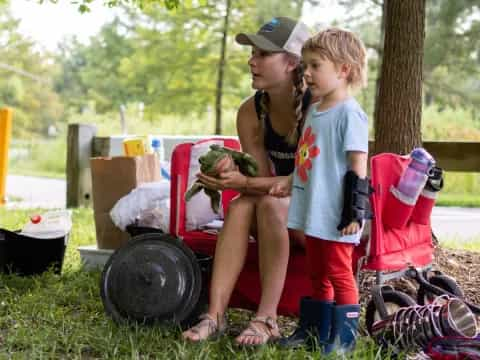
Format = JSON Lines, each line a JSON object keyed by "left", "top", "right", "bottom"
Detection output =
{"left": 287, "top": 97, "right": 368, "bottom": 244}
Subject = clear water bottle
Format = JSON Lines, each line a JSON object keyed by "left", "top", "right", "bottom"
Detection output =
{"left": 396, "top": 148, "right": 435, "bottom": 201}
{"left": 151, "top": 138, "right": 164, "bottom": 162}
{"left": 151, "top": 138, "right": 170, "bottom": 180}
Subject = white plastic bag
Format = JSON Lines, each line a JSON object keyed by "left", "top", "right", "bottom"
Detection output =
{"left": 110, "top": 180, "right": 170, "bottom": 231}
{"left": 136, "top": 198, "right": 170, "bottom": 232}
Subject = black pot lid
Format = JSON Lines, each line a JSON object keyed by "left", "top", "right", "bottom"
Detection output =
{"left": 101, "top": 233, "right": 202, "bottom": 324}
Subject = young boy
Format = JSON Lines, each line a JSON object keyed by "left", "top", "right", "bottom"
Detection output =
{"left": 270, "top": 28, "right": 369, "bottom": 353}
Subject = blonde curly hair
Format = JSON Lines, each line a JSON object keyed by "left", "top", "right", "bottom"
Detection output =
{"left": 302, "top": 28, "right": 367, "bottom": 90}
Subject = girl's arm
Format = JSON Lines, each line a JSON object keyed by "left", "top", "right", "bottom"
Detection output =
{"left": 236, "top": 97, "right": 289, "bottom": 193}
{"left": 269, "top": 174, "right": 293, "bottom": 197}
{"left": 197, "top": 97, "right": 289, "bottom": 195}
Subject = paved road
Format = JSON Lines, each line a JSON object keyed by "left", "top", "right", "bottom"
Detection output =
{"left": 4, "top": 175, "right": 480, "bottom": 241}
{"left": 431, "top": 206, "right": 480, "bottom": 241}
{"left": 5, "top": 175, "right": 66, "bottom": 209}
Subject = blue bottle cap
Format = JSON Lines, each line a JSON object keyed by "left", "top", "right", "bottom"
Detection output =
{"left": 151, "top": 138, "right": 161, "bottom": 148}
{"left": 411, "top": 147, "right": 435, "bottom": 165}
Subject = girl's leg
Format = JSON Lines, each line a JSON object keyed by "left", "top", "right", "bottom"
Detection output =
{"left": 236, "top": 195, "right": 291, "bottom": 345}
{"left": 256, "top": 196, "right": 291, "bottom": 315}
{"left": 182, "top": 195, "right": 256, "bottom": 341}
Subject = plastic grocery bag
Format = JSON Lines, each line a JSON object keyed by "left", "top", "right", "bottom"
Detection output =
{"left": 110, "top": 180, "right": 170, "bottom": 231}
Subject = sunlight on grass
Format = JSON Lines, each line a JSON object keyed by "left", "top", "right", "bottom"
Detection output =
{"left": 9, "top": 138, "right": 66, "bottom": 179}
{"left": 440, "top": 236, "right": 480, "bottom": 252}
{"left": 70, "top": 106, "right": 238, "bottom": 137}
{"left": 0, "top": 207, "right": 403, "bottom": 359}
{"left": 436, "top": 192, "right": 480, "bottom": 208}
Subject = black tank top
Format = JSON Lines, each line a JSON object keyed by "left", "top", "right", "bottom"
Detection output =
{"left": 254, "top": 89, "right": 312, "bottom": 176}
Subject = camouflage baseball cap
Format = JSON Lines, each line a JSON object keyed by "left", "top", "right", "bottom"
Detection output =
{"left": 235, "top": 17, "right": 311, "bottom": 57}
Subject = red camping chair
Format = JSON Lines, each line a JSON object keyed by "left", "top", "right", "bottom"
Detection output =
{"left": 353, "top": 153, "right": 434, "bottom": 276}
{"left": 169, "top": 137, "right": 312, "bottom": 316}
{"left": 354, "top": 153, "right": 475, "bottom": 334}
{"left": 169, "top": 141, "right": 460, "bottom": 322}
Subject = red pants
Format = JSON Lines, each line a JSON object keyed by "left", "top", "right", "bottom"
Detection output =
{"left": 305, "top": 236, "right": 358, "bottom": 305}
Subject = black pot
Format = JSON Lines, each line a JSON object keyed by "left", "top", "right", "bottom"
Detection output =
{"left": 0, "top": 228, "right": 67, "bottom": 276}
{"left": 100, "top": 233, "right": 204, "bottom": 326}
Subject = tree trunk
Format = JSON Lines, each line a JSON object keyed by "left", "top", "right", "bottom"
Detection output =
{"left": 373, "top": 0, "right": 426, "bottom": 155}
{"left": 372, "top": 0, "right": 386, "bottom": 137}
{"left": 215, "top": 0, "right": 231, "bottom": 135}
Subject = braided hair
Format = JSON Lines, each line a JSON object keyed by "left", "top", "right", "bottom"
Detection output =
{"left": 258, "top": 90, "right": 270, "bottom": 135}
{"left": 258, "top": 62, "right": 305, "bottom": 145}
{"left": 286, "top": 63, "right": 305, "bottom": 145}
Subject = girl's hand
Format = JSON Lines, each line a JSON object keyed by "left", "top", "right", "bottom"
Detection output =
{"left": 197, "top": 170, "right": 247, "bottom": 192}
{"left": 214, "top": 155, "right": 236, "bottom": 173}
{"left": 340, "top": 221, "right": 361, "bottom": 236}
{"left": 269, "top": 176, "right": 292, "bottom": 197}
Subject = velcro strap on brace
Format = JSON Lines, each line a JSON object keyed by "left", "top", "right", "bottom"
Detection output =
{"left": 337, "top": 170, "right": 373, "bottom": 231}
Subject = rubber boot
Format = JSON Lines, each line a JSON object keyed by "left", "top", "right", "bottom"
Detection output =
{"left": 323, "top": 304, "right": 360, "bottom": 355}
{"left": 278, "top": 298, "right": 333, "bottom": 349}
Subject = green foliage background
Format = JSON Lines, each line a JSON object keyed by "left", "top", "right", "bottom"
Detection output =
{"left": 2, "top": 0, "right": 480, "bottom": 205}
{"left": 1, "top": 0, "right": 479, "bottom": 140}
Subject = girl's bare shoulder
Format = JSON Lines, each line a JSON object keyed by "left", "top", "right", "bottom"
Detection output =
{"left": 237, "top": 95, "right": 256, "bottom": 120}
{"left": 237, "top": 95, "right": 259, "bottom": 129}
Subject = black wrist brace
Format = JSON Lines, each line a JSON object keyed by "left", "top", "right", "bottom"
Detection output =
{"left": 337, "top": 170, "right": 373, "bottom": 231}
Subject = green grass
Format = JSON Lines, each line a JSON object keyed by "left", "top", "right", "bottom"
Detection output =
{"left": 0, "top": 207, "right": 399, "bottom": 359}
{"left": 69, "top": 105, "right": 238, "bottom": 137}
{"left": 440, "top": 236, "right": 480, "bottom": 252}
{"left": 9, "top": 138, "right": 66, "bottom": 179}
{"left": 436, "top": 193, "right": 480, "bottom": 207}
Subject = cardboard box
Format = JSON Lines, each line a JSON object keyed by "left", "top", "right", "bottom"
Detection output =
{"left": 90, "top": 154, "right": 160, "bottom": 249}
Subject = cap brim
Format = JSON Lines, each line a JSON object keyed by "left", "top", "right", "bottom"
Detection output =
{"left": 235, "top": 33, "right": 284, "bottom": 52}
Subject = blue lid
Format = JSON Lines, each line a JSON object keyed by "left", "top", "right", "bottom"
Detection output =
{"left": 411, "top": 147, "right": 434, "bottom": 165}
{"left": 151, "top": 138, "right": 161, "bottom": 148}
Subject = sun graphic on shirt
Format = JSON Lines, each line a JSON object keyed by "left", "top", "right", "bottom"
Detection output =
{"left": 295, "top": 126, "right": 320, "bottom": 183}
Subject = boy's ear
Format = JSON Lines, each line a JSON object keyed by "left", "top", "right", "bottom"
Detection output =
{"left": 338, "top": 63, "right": 352, "bottom": 80}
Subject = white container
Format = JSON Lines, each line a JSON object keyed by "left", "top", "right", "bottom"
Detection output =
{"left": 78, "top": 245, "right": 114, "bottom": 270}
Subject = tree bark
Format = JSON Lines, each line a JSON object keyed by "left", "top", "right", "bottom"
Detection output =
{"left": 372, "top": 0, "right": 386, "bottom": 137}
{"left": 214, "top": 0, "right": 231, "bottom": 135}
{"left": 373, "top": 0, "right": 426, "bottom": 155}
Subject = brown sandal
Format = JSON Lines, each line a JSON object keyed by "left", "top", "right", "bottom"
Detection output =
{"left": 235, "top": 316, "right": 281, "bottom": 346}
{"left": 182, "top": 313, "right": 227, "bottom": 342}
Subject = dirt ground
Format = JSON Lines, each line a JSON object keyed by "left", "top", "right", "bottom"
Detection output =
{"left": 229, "top": 245, "right": 480, "bottom": 337}
{"left": 357, "top": 245, "right": 480, "bottom": 306}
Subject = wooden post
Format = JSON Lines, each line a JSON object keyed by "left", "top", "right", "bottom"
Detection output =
{"left": 66, "top": 123, "right": 97, "bottom": 208}
{"left": 0, "top": 108, "right": 13, "bottom": 205}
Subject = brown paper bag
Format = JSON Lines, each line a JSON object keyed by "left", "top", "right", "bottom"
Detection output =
{"left": 90, "top": 154, "right": 160, "bottom": 249}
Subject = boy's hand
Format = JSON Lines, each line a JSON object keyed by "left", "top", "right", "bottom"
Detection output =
{"left": 269, "top": 176, "right": 292, "bottom": 197}
{"left": 340, "top": 221, "right": 361, "bottom": 236}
